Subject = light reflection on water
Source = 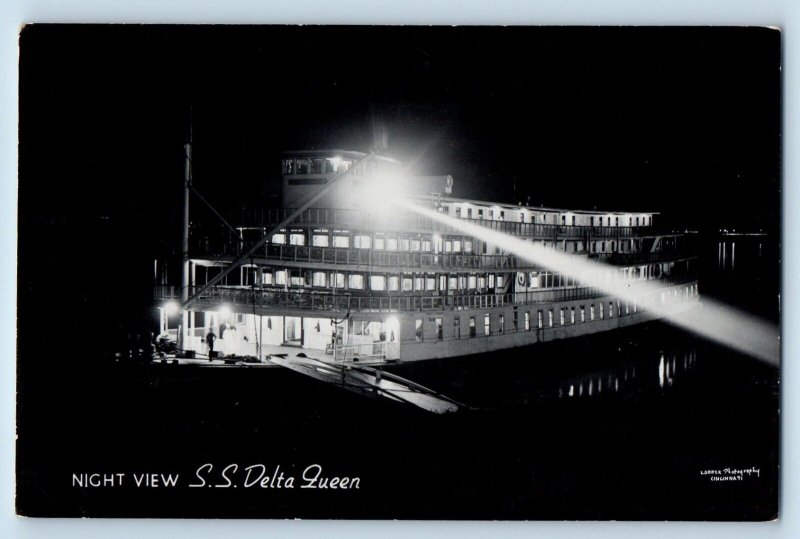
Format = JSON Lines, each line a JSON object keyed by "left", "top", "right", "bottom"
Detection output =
{"left": 552, "top": 347, "right": 697, "bottom": 402}
{"left": 387, "top": 324, "right": 706, "bottom": 411}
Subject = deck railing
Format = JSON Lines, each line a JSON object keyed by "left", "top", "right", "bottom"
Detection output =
{"left": 154, "top": 274, "right": 697, "bottom": 313}
{"left": 191, "top": 239, "right": 691, "bottom": 271}
{"left": 236, "top": 207, "right": 669, "bottom": 240}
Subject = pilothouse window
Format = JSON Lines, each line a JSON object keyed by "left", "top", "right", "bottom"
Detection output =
{"left": 295, "top": 158, "right": 310, "bottom": 174}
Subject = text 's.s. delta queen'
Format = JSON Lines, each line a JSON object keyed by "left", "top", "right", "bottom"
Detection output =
{"left": 188, "top": 463, "right": 360, "bottom": 490}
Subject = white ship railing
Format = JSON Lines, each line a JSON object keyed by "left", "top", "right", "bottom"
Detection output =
{"left": 156, "top": 274, "right": 697, "bottom": 313}
{"left": 238, "top": 207, "right": 668, "bottom": 240}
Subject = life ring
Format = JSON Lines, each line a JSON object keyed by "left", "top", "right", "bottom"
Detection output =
{"left": 517, "top": 272, "right": 526, "bottom": 286}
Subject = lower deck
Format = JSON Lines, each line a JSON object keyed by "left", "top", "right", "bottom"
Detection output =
{"left": 159, "top": 281, "right": 699, "bottom": 364}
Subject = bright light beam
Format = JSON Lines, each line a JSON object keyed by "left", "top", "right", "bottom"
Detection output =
{"left": 400, "top": 200, "right": 780, "bottom": 366}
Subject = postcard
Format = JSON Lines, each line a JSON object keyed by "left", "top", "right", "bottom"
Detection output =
{"left": 16, "top": 25, "right": 780, "bottom": 520}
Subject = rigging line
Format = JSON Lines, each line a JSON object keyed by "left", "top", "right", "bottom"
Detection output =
{"left": 190, "top": 185, "right": 242, "bottom": 239}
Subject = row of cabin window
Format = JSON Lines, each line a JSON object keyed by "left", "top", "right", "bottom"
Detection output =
{"left": 282, "top": 157, "right": 353, "bottom": 175}
{"left": 282, "top": 157, "right": 387, "bottom": 176}
{"left": 413, "top": 301, "right": 637, "bottom": 342}
{"left": 404, "top": 284, "right": 696, "bottom": 342}
{"left": 589, "top": 240, "right": 634, "bottom": 253}
{"left": 263, "top": 270, "right": 505, "bottom": 291}
{"left": 450, "top": 206, "right": 652, "bottom": 227}
{"left": 271, "top": 232, "right": 473, "bottom": 253}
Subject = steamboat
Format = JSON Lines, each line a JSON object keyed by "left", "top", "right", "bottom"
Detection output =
{"left": 153, "top": 146, "right": 699, "bottom": 372}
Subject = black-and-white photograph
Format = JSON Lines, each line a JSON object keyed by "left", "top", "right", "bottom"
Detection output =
{"left": 16, "top": 25, "right": 780, "bottom": 520}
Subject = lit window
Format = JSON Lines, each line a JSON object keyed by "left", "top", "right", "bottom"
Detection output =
{"left": 422, "top": 240, "right": 432, "bottom": 251}
{"left": 560, "top": 309, "right": 565, "bottom": 325}
{"left": 388, "top": 276, "right": 399, "bottom": 291}
{"left": 262, "top": 272, "right": 273, "bottom": 286}
{"left": 468, "top": 275, "right": 477, "bottom": 289}
{"left": 415, "top": 277, "right": 424, "bottom": 291}
{"left": 275, "top": 270, "right": 287, "bottom": 285}
{"left": 333, "top": 235, "right": 350, "bottom": 248}
{"left": 448, "top": 276, "right": 458, "bottom": 290}
{"left": 386, "top": 237, "right": 398, "bottom": 251}
{"left": 272, "top": 233, "right": 286, "bottom": 245}
{"left": 295, "top": 158, "right": 310, "bottom": 174}
{"left": 332, "top": 272, "right": 345, "bottom": 288}
{"left": 599, "top": 303, "right": 605, "bottom": 319}
{"left": 590, "top": 304, "right": 595, "bottom": 320}
{"left": 312, "top": 272, "right": 327, "bottom": 287}
{"left": 570, "top": 307, "right": 575, "bottom": 324}
{"left": 370, "top": 275, "right": 386, "bottom": 291}
{"left": 374, "top": 236, "right": 385, "bottom": 250}
{"left": 399, "top": 238, "right": 410, "bottom": 251}
{"left": 348, "top": 274, "right": 364, "bottom": 289}
{"left": 411, "top": 239, "right": 421, "bottom": 251}
{"left": 580, "top": 306, "right": 585, "bottom": 322}
{"left": 354, "top": 235, "right": 371, "bottom": 249}
{"left": 484, "top": 314, "right": 491, "bottom": 335}
{"left": 524, "top": 311, "right": 530, "bottom": 331}
{"left": 402, "top": 277, "right": 413, "bottom": 292}
{"left": 499, "top": 314, "right": 505, "bottom": 333}
{"left": 548, "top": 310, "right": 554, "bottom": 327}
{"left": 538, "top": 310, "right": 543, "bottom": 329}
{"left": 426, "top": 276, "right": 436, "bottom": 291}
{"left": 465, "top": 241, "right": 473, "bottom": 253}
{"left": 312, "top": 234, "right": 329, "bottom": 247}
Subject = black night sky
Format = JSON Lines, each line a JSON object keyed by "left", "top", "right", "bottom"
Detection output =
{"left": 20, "top": 25, "right": 780, "bottom": 233}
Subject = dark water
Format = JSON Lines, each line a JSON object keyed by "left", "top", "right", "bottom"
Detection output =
{"left": 16, "top": 235, "right": 780, "bottom": 520}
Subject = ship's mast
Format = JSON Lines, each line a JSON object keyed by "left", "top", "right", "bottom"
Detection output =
{"left": 178, "top": 126, "right": 192, "bottom": 351}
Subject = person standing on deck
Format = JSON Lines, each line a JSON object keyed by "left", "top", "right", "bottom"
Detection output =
{"left": 206, "top": 330, "right": 217, "bottom": 361}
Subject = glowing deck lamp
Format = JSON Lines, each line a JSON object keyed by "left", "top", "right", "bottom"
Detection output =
{"left": 163, "top": 300, "right": 179, "bottom": 316}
